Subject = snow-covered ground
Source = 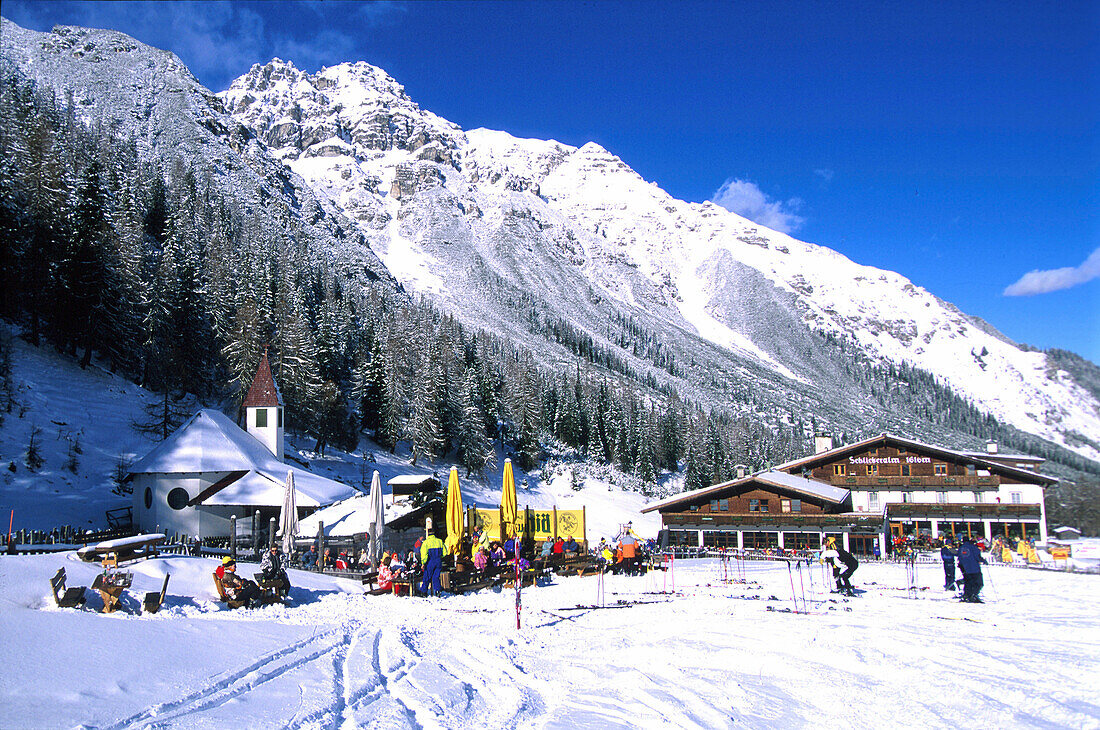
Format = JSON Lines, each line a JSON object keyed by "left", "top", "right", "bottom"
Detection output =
{"left": 3, "top": 553, "right": 1097, "bottom": 728}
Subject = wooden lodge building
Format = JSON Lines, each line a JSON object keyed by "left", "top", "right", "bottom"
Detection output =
{"left": 642, "top": 434, "right": 1055, "bottom": 556}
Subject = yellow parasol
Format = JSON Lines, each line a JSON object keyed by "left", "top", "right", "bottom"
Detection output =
{"left": 444, "top": 466, "right": 463, "bottom": 555}
{"left": 501, "top": 458, "right": 517, "bottom": 541}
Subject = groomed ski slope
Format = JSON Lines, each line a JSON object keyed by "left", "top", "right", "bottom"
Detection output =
{"left": 2, "top": 554, "right": 1097, "bottom": 728}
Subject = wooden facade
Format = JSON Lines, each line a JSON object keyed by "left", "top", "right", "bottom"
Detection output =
{"left": 643, "top": 434, "right": 1056, "bottom": 554}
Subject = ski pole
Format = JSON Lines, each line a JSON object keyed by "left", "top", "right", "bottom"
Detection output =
{"left": 984, "top": 566, "right": 996, "bottom": 602}
{"left": 787, "top": 561, "right": 799, "bottom": 613}
{"left": 797, "top": 560, "right": 808, "bottom": 612}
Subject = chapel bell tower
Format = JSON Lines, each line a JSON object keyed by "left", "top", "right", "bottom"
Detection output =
{"left": 242, "top": 349, "right": 284, "bottom": 461}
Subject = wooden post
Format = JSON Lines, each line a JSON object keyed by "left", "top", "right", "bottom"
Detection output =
{"left": 268, "top": 517, "right": 277, "bottom": 550}
{"left": 317, "top": 521, "right": 325, "bottom": 572}
{"left": 230, "top": 515, "right": 237, "bottom": 562}
{"left": 552, "top": 505, "right": 558, "bottom": 542}
{"left": 582, "top": 506, "right": 587, "bottom": 551}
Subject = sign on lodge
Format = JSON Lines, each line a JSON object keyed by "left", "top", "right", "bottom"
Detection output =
{"left": 641, "top": 433, "right": 1055, "bottom": 556}
{"left": 473, "top": 507, "right": 586, "bottom": 543}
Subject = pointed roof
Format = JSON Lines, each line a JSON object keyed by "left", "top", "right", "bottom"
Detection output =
{"left": 242, "top": 350, "right": 282, "bottom": 408}
{"left": 128, "top": 409, "right": 354, "bottom": 508}
{"left": 641, "top": 470, "right": 849, "bottom": 514}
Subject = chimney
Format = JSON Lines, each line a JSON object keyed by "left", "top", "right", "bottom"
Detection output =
{"left": 735, "top": 464, "right": 748, "bottom": 479}
{"left": 814, "top": 432, "right": 833, "bottom": 454}
{"left": 985, "top": 439, "right": 998, "bottom": 455}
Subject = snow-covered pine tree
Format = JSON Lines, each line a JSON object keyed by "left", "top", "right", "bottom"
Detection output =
{"left": 63, "top": 158, "right": 112, "bottom": 368}
{"left": 456, "top": 367, "right": 493, "bottom": 476}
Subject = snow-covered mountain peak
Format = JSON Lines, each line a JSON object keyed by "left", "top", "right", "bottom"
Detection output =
{"left": 221, "top": 57, "right": 463, "bottom": 165}
{"left": 214, "top": 50, "right": 1100, "bottom": 462}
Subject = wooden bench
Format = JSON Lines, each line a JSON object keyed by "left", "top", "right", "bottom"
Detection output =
{"left": 91, "top": 571, "right": 133, "bottom": 613}
{"left": 49, "top": 568, "right": 86, "bottom": 609}
{"left": 143, "top": 573, "right": 170, "bottom": 614}
{"left": 212, "top": 572, "right": 281, "bottom": 609}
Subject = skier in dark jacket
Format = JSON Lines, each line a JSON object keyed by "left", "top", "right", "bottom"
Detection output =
{"left": 956, "top": 536, "right": 988, "bottom": 603}
{"left": 940, "top": 541, "right": 957, "bottom": 591}
{"left": 835, "top": 544, "right": 859, "bottom": 595}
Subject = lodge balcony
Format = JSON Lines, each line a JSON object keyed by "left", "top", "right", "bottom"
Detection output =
{"left": 885, "top": 503, "right": 1042, "bottom": 520}
{"left": 661, "top": 512, "right": 885, "bottom": 529}
{"left": 830, "top": 475, "right": 1000, "bottom": 488}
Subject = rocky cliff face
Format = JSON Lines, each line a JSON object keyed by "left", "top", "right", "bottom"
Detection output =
{"left": 220, "top": 58, "right": 1100, "bottom": 462}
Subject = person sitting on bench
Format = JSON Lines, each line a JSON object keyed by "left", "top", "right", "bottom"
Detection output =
{"left": 218, "top": 558, "right": 262, "bottom": 608}
{"left": 259, "top": 544, "right": 291, "bottom": 595}
{"left": 300, "top": 545, "right": 318, "bottom": 570}
{"left": 563, "top": 537, "right": 579, "bottom": 555}
{"left": 473, "top": 547, "right": 490, "bottom": 578}
{"left": 377, "top": 553, "right": 397, "bottom": 591}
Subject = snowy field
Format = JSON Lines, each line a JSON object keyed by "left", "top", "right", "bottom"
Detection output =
{"left": 2, "top": 554, "right": 1098, "bottom": 729}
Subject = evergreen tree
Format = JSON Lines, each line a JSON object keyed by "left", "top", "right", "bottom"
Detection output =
{"left": 63, "top": 159, "right": 112, "bottom": 367}
{"left": 456, "top": 368, "right": 493, "bottom": 476}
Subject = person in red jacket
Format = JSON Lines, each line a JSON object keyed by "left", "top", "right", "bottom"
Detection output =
{"left": 551, "top": 537, "right": 565, "bottom": 555}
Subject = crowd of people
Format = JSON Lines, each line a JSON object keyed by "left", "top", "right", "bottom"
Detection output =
{"left": 214, "top": 524, "right": 1004, "bottom": 609}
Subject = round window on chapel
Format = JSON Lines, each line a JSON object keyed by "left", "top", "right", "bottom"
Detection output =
{"left": 144, "top": 487, "right": 153, "bottom": 510}
{"left": 166, "top": 487, "right": 189, "bottom": 511}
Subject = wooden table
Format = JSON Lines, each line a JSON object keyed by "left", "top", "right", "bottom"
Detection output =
{"left": 91, "top": 572, "right": 133, "bottom": 613}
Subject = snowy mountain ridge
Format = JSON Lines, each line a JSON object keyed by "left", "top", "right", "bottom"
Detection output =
{"left": 221, "top": 58, "right": 1100, "bottom": 461}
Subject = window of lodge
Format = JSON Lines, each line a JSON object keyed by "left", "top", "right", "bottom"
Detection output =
{"left": 867, "top": 464, "right": 879, "bottom": 476}
{"left": 833, "top": 464, "right": 846, "bottom": 476}
{"left": 934, "top": 463, "right": 947, "bottom": 476}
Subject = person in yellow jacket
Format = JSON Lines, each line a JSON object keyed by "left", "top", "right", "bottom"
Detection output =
{"left": 420, "top": 533, "right": 446, "bottom": 595}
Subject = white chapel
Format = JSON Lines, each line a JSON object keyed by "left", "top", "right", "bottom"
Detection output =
{"left": 127, "top": 351, "right": 354, "bottom": 539}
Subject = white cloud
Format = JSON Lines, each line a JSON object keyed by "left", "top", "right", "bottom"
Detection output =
{"left": 814, "top": 168, "right": 834, "bottom": 183}
{"left": 711, "top": 179, "right": 805, "bottom": 234}
{"left": 1003, "top": 247, "right": 1100, "bottom": 296}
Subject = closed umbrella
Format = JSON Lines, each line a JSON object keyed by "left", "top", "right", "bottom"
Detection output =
{"left": 501, "top": 458, "right": 517, "bottom": 541}
{"left": 279, "top": 470, "right": 298, "bottom": 557}
{"left": 368, "top": 470, "right": 384, "bottom": 565}
{"left": 444, "top": 466, "right": 463, "bottom": 555}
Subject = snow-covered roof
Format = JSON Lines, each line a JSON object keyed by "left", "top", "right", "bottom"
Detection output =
{"left": 128, "top": 409, "right": 354, "bottom": 507}
{"left": 129, "top": 409, "right": 282, "bottom": 475}
{"left": 387, "top": 474, "right": 440, "bottom": 486}
{"left": 297, "top": 493, "right": 421, "bottom": 537}
{"left": 641, "top": 470, "right": 849, "bottom": 513}
{"left": 753, "top": 471, "right": 850, "bottom": 503}
{"left": 197, "top": 468, "right": 351, "bottom": 508}
{"left": 961, "top": 451, "right": 1044, "bottom": 462}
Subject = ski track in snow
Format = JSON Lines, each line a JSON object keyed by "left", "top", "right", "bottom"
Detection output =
{"left": 4, "top": 556, "right": 1097, "bottom": 729}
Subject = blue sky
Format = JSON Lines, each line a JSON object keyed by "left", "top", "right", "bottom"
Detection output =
{"left": 6, "top": 1, "right": 1098, "bottom": 362}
